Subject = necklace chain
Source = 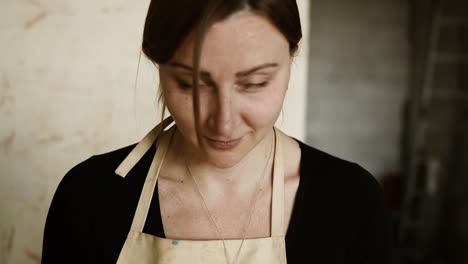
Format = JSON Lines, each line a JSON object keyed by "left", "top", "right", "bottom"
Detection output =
{"left": 184, "top": 136, "right": 274, "bottom": 264}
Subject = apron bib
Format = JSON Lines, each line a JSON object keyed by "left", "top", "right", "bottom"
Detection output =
{"left": 114, "top": 118, "right": 287, "bottom": 263}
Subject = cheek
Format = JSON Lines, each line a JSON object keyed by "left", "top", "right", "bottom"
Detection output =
{"left": 255, "top": 67, "right": 290, "bottom": 123}
{"left": 165, "top": 94, "right": 191, "bottom": 123}
{"left": 161, "top": 80, "right": 196, "bottom": 137}
{"left": 242, "top": 82, "right": 287, "bottom": 129}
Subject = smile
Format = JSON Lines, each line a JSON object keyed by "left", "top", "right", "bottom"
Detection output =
{"left": 205, "top": 137, "right": 242, "bottom": 150}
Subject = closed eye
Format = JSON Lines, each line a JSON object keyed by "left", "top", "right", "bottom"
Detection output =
{"left": 174, "top": 77, "right": 209, "bottom": 90}
{"left": 243, "top": 81, "right": 269, "bottom": 88}
{"left": 177, "top": 81, "right": 192, "bottom": 89}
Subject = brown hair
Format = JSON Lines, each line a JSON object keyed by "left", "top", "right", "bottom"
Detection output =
{"left": 141, "top": 0, "right": 302, "bottom": 136}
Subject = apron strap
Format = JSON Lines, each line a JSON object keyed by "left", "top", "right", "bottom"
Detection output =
{"left": 129, "top": 126, "right": 175, "bottom": 232}
{"left": 115, "top": 117, "right": 173, "bottom": 178}
{"left": 271, "top": 128, "right": 285, "bottom": 237}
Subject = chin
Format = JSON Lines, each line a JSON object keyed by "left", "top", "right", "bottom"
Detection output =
{"left": 205, "top": 153, "right": 242, "bottom": 169}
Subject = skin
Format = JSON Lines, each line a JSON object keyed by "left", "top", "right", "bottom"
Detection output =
{"left": 157, "top": 10, "right": 301, "bottom": 240}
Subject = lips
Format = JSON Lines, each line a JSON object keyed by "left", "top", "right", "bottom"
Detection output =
{"left": 205, "top": 137, "right": 241, "bottom": 150}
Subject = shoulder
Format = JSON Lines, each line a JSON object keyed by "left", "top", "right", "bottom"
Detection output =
{"left": 296, "top": 140, "right": 393, "bottom": 240}
{"left": 296, "top": 139, "right": 383, "bottom": 202}
{"left": 294, "top": 139, "right": 389, "bottom": 232}
{"left": 293, "top": 140, "right": 393, "bottom": 261}
{"left": 46, "top": 142, "right": 155, "bottom": 234}
{"left": 53, "top": 143, "right": 149, "bottom": 203}
{"left": 43, "top": 144, "right": 145, "bottom": 261}
{"left": 60, "top": 144, "right": 137, "bottom": 187}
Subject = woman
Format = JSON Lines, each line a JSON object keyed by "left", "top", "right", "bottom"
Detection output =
{"left": 42, "top": 0, "right": 393, "bottom": 263}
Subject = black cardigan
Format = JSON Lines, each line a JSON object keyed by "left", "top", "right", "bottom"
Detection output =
{"left": 42, "top": 140, "right": 393, "bottom": 263}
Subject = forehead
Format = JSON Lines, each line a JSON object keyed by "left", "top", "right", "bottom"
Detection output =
{"left": 170, "top": 10, "right": 290, "bottom": 73}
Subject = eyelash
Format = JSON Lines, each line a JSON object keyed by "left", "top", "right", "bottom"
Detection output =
{"left": 175, "top": 81, "right": 269, "bottom": 90}
{"left": 243, "top": 82, "right": 268, "bottom": 88}
{"left": 177, "top": 81, "right": 192, "bottom": 89}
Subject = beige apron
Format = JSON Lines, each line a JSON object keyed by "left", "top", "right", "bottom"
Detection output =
{"left": 114, "top": 118, "right": 287, "bottom": 263}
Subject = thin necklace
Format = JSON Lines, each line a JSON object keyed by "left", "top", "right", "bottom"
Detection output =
{"left": 184, "top": 135, "right": 274, "bottom": 264}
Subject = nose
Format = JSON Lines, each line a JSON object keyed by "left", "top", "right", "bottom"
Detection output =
{"left": 208, "top": 91, "right": 235, "bottom": 137}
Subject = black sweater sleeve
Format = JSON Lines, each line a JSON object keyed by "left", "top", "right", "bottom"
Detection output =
{"left": 347, "top": 164, "right": 394, "bottom": 264}
{"left": 41, "top": 144, "right": 149, "bottom": 264}
{"left": 286, "top": 142, "right": 393, "bottom": 263}
{"left": 41, "top": 158, "right": 95, "bottom": 263}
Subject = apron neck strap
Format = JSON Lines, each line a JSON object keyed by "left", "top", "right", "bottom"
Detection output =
{"left": 271, "top": 127, "right": 285, "bottom": 237}
{"left": 129, "top": 126, "right": 175, "bottom": 232}
{"left": 115, "top": 117, "right": 173, "bottom": 178}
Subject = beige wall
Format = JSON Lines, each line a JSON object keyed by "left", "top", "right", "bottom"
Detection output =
{"left": 0, "top": 1, "right": 309, "bottom": 263}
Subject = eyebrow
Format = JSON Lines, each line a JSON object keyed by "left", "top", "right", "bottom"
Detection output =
{"left": 167, "top": 62, "right": 279, "bottom": 78}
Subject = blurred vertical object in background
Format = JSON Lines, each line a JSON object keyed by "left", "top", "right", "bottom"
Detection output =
{"left": 398, "top": 0, "right": 468, "bottom": 263}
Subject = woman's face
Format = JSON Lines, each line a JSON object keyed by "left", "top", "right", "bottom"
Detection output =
{"left": 159, "top": 10, "right": 293, "bottom": 168}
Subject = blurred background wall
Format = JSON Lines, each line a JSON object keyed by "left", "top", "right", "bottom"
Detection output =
{"left": 1, "top": 1, "right": 157, "bottom": 263}
{"left": 397, "top": 0, "right": 468, "bottom": 263}
{"left": 306, "top": 0, "right": 408, "bottom": 178}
